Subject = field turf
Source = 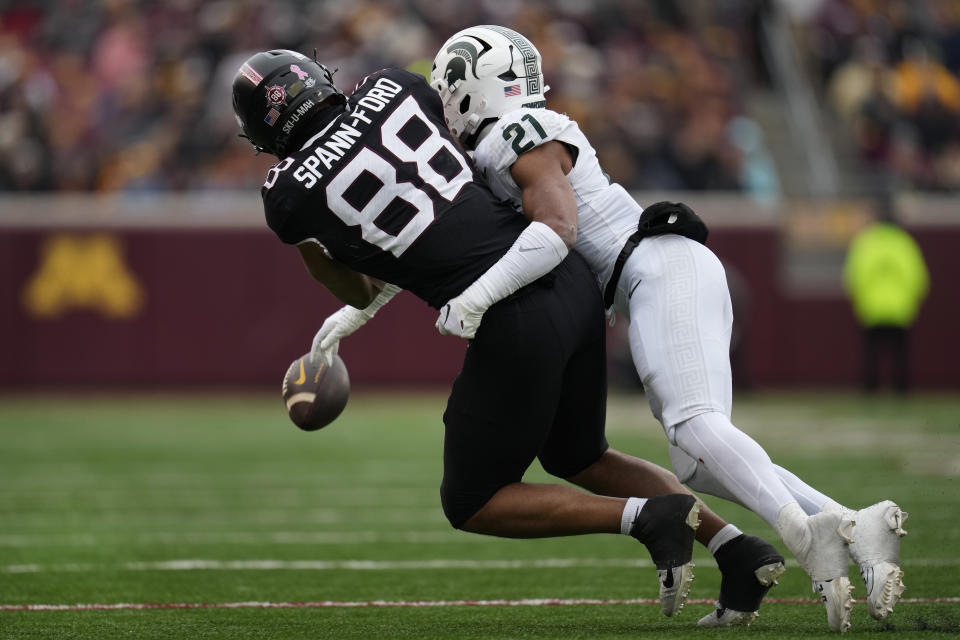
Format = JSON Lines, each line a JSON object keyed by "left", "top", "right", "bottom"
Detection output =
{"left": 1, "top": 391, "right": 959, "bottom": 639}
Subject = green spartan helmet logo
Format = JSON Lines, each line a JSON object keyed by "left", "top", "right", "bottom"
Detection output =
{"left": 444, "top": 40, "right": 481, "bottom": 86}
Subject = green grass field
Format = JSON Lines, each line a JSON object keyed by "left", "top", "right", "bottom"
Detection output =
{"left": 1, "top": 391, "right": 959, "bottom": 639}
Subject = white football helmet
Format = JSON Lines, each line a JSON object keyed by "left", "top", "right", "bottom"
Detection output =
{"left": 431, "top": 25, "right": 549, "bottom": 147}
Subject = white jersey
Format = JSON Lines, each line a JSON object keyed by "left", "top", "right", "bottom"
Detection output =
{"left": 474, "top": 106, "right": 733, "bottom": 430}
{"left": 473, "top": 108, "right": 642, "bottom": 295}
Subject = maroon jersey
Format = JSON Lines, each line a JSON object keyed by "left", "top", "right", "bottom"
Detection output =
{"left": 263, "top": 68, "right": 528, "bottom": 309}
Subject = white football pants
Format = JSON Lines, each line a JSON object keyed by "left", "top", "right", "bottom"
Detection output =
{"left": 617, "top": 235, "right": 831, "bottom": 526}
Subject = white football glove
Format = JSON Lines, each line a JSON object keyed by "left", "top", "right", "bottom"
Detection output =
{"left": 435, "top": 221, "right": 569, "bottom": 340}
{"left": 310, "top": 284, "right": 402, "bottom": 363}
{"left": 436, "top": 295, "right": 484, "bottom": 339}
{"left": 310, "top": 306, "right": 370, "bottom": 364}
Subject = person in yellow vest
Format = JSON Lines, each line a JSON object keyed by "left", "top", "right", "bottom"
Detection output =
{"left": 844, "top": 199, "right": 930, "bottom": 392}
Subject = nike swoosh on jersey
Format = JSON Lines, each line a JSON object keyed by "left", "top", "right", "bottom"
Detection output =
{"left": 518, "top": 245, "right": 544, "bottom": 252}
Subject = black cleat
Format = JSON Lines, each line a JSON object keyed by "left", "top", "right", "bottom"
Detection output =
{"left": 629, "top": 494, "right": 701, "bottom": 616}
{"left": 697, "top": 534, "right": 786, "bottom": 627}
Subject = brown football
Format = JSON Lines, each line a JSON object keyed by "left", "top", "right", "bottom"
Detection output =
{"left": 281, "top": 353, "right": 350, "bottom": 431}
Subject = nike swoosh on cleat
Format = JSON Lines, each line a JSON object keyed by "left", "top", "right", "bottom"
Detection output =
{"left": 661, "top": 569, "right": 675, "bottom": 588}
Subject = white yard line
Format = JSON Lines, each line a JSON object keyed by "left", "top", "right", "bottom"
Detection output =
{"left": 3, "top": 557, "right": 959, "bottom": 573}
{"left": 2, "top": 597, "right": 959, "bottom": 612}
{"left": 1, "top": 558, "right": 654, "bottom": 573}
{"left": 0, "top": 530, "right": 485, "bottom": 547}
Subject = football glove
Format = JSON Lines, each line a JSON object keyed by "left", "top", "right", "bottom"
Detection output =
{"left": 310, "top": 284, "right": 401, "bottom": 364}
{"left": 434, "top": 221, "right": 568, "bottom": 340}
{"left": 436, "top": 294, "right": 483, "bottom": 339}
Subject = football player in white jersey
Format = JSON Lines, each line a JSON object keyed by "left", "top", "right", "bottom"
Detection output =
{"left": 427, "top": 25, "right": 906, "bottom": 633}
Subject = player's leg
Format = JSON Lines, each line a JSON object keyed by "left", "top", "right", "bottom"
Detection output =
{"left": 569, "top": 448, "right": 727, "bottom": 544}
{"left": 569, "top": 447, "right": 784, "bottom": 624}
{"left": 677, "top": 441, "right": 907, "bottom": 622}
{"left": 439, "top": 283, "right": 622, "bottom": 536}
{"left": 534, "top": 258, "right": 699, "bottom": 617}
{"left": 772, "top": 464, "right": 833, "bottom": 515}
{"left": 671, "top": 413, "right": 797, "bottom": 530}
{"left": 626, "top": 237, "right": 815, "bottom": 526}
{"left": 772, "top": 464, "right": 908, "bottom": 621}
{"left": 669, "top": 443, "right": 742, "bottom": 505}
{"left": 673, "top": 444, "right": 837, "bottom": 520}
{"left": 459, "top": 482, "right": 625, "bottom": 536}
{"left": 626, "top": 236, "right": 853, "bottom": 631}
{"left": 441, "top": 256, "right": 692, "bottom": 544}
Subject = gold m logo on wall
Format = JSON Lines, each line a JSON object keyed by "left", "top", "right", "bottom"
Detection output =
{"left": 22, "top": 234, "right": 145, "bottom": 319}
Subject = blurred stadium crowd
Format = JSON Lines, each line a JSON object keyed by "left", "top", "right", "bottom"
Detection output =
{"left": 804, "top": 0, "right": 960, "bottom": 191}
{"left": 0, "top": 0, "right": 958, "bottom": 193}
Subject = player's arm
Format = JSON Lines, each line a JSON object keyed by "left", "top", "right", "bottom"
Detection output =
{"left": 511, "top": 140, "right": 578, "bottom": 247}
{"left": 297, "top": 240, "right": 381, "bottom": 308}
{"left": 436, "top": 143, "right": 574, "bottom": 339}
{"left": 297, "top": 241, "right": 401, "bottom": 363}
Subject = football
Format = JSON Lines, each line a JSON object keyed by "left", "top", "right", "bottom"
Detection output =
{"left": 281, "top": 353, "right": 350, "bottom": 431}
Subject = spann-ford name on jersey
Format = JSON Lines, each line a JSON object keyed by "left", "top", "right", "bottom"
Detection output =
{"left": 262, "top": 68, "right": 530, "bottom": 309}
{"left": 473, "top": 107, "right": 643, "bottom": 293}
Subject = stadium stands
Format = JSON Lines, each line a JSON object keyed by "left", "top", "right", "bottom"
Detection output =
{"left": 0, "top": 0, "right": 763, "bottom": 193}
{"left": 2, "top": 1, "right": 957, "bottom": 194}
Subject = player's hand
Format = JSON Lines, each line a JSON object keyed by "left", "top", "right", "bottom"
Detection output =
{"left": 310, "top": 306, "right": 371, "bottom": 364}
{"left": 436, "top": 296, "right": 483, "bottom": 339}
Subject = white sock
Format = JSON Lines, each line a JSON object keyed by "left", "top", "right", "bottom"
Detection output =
{"left": 672, "top": 412, "right": 798, "bottom": 527}
{"left": 707, "top": 523, "right": 743, "bottom": 555}
{"left": 620, "top": 497, "right": 648, "bottom": 535}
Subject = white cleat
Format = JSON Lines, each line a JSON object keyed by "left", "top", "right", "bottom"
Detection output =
{"left": 629, "top": 494, "right": 700, "bottom": 617}
{"left": 697, "top": 607, "right": 759, "bottom": 627}
{"left": 658, "top": 562, "right": 696, "bottom": 617}
{"left": 814, "top": 577, "right": 856, "bottom": 634}
{"left": 849, "top": 501, "right": 907, "bottom": 620}
{"left": 781, "top": 511, "right": 856, "bottom": 633}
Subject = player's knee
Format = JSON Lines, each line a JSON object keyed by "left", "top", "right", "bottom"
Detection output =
{"left": 668, "top": 443, "right": 698, "bottom": 484}
{"left": 669, "top": 442, "right": 740, "bottom": 503}
{"left": 669, "top": 444, "right": 714, "bottom": 495}
{"left": 684, "top": 465, "right": 739, "bottom": 504}
{"left": 439, "top": 482, "right": 489, "bottom": 530}
{"left": 539, "top": 445, "right": 607, "bottom": 480}
{"left": 538, "top": 457, "right": 571, "bottom": 479}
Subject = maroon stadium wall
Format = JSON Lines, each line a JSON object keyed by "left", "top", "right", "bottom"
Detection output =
{"left": 1, "top": 194, "right": 957, "bottom": 390}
